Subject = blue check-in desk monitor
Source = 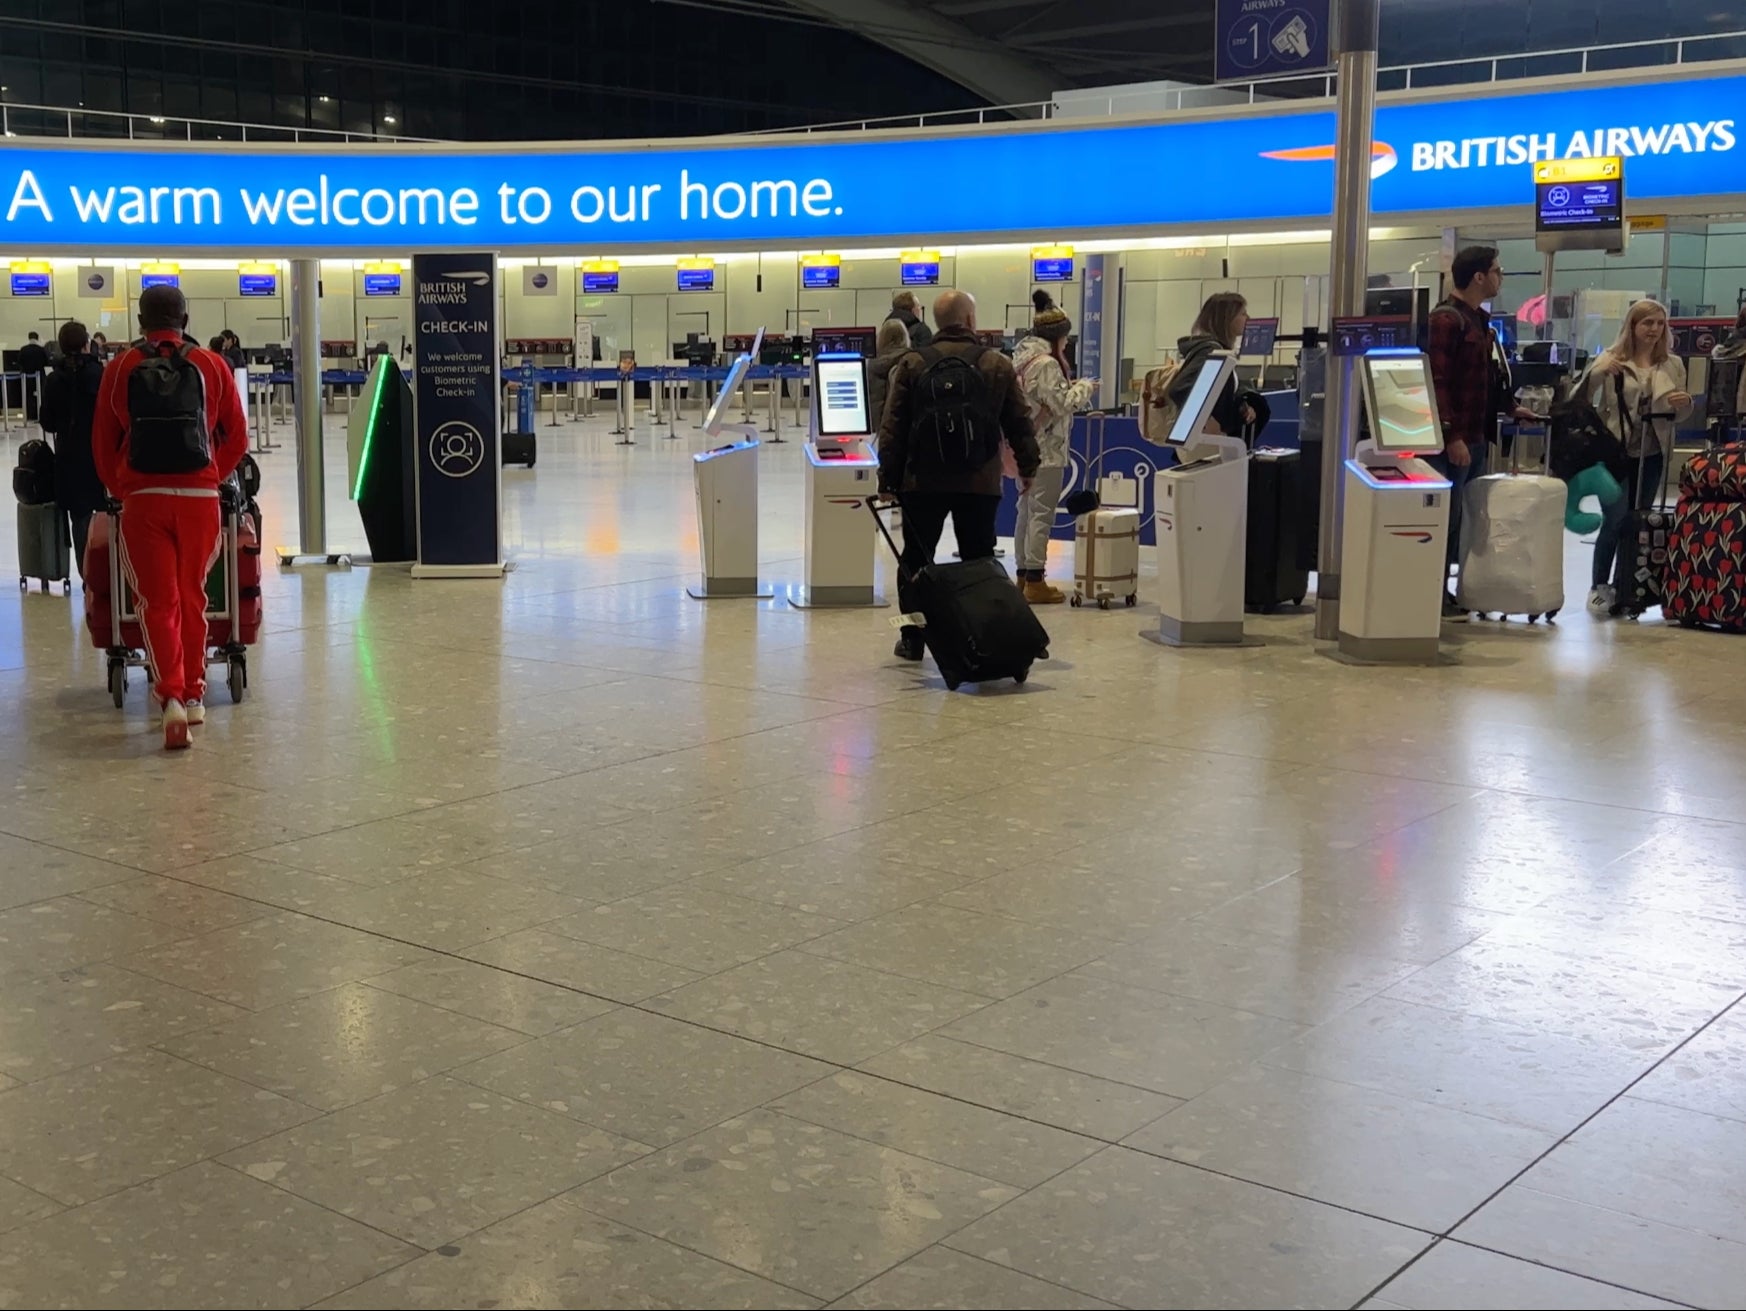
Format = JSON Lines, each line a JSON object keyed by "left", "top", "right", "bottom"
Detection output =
{"left": 1150, "top": 352, "right": 1251, "bottom": 647}
{"left": 1339, "top": 350, "right": 1452, "bottom": 663}
{"left": 795, "top": 353, "right": 883, "bottom": 608}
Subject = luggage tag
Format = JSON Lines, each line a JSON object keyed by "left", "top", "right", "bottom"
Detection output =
{"left": 888, "top": 612, "right": 928, "bottom": 629}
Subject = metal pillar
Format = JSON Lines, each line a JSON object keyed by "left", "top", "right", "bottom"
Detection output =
{"left": 290, "top": 258, "right": 325, "bottom": 555}
{"left": 1314, "top": 0, "right": 1381, "bottom": 641}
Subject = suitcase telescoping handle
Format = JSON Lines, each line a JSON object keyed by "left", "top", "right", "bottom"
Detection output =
{"left": 866, "top": 496, "right": 915, "bottom": 585}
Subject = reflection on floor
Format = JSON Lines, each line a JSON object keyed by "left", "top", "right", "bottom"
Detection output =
{"left": 0, "top": 411, "right": 1742, "bottom": 1309}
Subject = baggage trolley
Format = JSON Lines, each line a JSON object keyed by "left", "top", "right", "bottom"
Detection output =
{"left": 100, "top": 488, "right": 252, "bottom": 709}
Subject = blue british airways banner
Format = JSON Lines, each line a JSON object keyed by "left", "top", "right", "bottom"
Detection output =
{"left": 0, "top": 68, "right": 1740, "bottom": 253}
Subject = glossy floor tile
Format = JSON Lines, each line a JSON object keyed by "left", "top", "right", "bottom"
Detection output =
{"left": 1, "top": 418, "right": 1744, "bottom": 1307}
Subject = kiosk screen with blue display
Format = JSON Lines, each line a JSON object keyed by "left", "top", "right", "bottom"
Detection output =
{"left": 140, "top": 272, "right": 179, "bottom": 289}
{"left": 363, "top": 272, "right": 401, "bottom": 296}
{"left": 900, "top": 260, "right": 940, "bottom": 286}
{"left": 582, "top": 270, "right": 619, "bottom": 293}
{"left": 802, "top": 263, "right": 840, "bottom": 289}
{"left": 676, "top": 265, "right": 715, "bottom": 291}
{"left": 1538, "top": 178, "right": 1622, "bottom": 231}
{"left": 1360, "top": 352, "right": 1443, "bottom": 454}
{"left": 815, "top": 354, "right": 870, "bottom": 437}
{"left": 1033, "top": 255, "right": 1074, "bottom": 282}
{"left": 238, "top": 272, "right": 277, "bottom": 297}
{"left": 9, "top": 273, "right": 50, "bottom": 297}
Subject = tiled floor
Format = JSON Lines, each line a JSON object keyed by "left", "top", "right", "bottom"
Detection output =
{"left": 0, "top": 409, "right": 1742, "bottom": 1309}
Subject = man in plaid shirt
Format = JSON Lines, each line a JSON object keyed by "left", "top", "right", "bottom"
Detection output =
{"left": 1426, "top": 245, "right": 1539, "bottom": 616}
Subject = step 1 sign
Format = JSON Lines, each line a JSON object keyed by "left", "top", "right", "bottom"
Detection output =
{"left": 412, "top": 251, "right": 504, "bottom": 578}
{"left": 1216, "top": 0, "right": 1331, "bottom": 83}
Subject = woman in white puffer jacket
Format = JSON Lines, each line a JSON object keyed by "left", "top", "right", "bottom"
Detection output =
{"left": 1010, "top": 290, "right": 1098, "bottom": 604}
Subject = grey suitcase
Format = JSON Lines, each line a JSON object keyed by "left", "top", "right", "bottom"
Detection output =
{"left": 17, "top": 501, "right": 71, "bottom": 594}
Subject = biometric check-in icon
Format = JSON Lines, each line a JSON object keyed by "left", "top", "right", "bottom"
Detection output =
{"left": 429, "top": 421, "right": 485, "bottom": 478}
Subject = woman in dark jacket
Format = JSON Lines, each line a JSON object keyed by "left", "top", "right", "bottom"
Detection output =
{"left": 865, "top": 318, "right": 911, "bottom": 437}
{"left": 39, "top": 321, "right": 108, "bottom": 577}
{"left": 1169, "top": 291, "right": 1255, "bottom": 439}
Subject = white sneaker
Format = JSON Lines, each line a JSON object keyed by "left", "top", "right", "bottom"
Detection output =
{"left": 185, "top": 698, "right": 205, "bottom": 727}
{"left": 162, "top": 699, "right": 191, "bottom": 751}
{"left": 1587, "top": 585, "right": 1616, "bottom": 616}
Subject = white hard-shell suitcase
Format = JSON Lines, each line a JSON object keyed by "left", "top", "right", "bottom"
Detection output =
{"left": 1074, "top": 507, "right": 1140, "bottom": 609}
{"left": 1455, "top": 471, "right": 1566, "bottom": 621}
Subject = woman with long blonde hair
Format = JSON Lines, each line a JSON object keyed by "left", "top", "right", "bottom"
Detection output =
{"left": 1586, "top": 298, "right": 1693, "bottom": 615}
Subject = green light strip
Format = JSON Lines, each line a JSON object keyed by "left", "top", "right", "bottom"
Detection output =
{"left": 352, "top": 355, "right": 392, "bottom": 502}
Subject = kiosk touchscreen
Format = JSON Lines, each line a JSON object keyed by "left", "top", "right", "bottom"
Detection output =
{"left": 795, "top": 351, "right": 882, "bottom": 608}
{"left": 688, "top": 331, "right": 771, "bottom": 600}
{"left": 1337, "top": 349, "right": 1452, "bottom": 664}
{"left": 1146, "top": 352, "right": 1252, "bottom": 647}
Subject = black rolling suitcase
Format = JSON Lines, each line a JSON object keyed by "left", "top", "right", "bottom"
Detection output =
{"left": 1245, "top": 448, "right": 1309, "bottom": 611}
{"left": 1609, "top": 377, "right": 1674, "bottom": 619}
{"left": 501, "top": 431, "right": 537, "bottom": 467}
{"left": 869, "top": 499, "right": 1047, "bottom": 690}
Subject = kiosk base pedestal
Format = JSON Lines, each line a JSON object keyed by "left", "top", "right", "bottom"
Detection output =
{"left": 1328, "top": 634, "right": 1452, "bottom": 666}
{"left": 411, "top": 562, "right": 508, "bottom": 580}
{"left": 788, "top": 586, "right": 886, "bottom": 609}
{"left": 688, "top": 578, "right": 774, "bottom": 601}
{"left": 1142, "top": 616, "right": 1259, "bottom": 648}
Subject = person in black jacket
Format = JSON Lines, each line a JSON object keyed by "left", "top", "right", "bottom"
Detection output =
{"left": 1169, "top": 292, "right": 1255, "bottom": 439}
{"left": 221, "top": 330, "right": 247, "bottom": 369}
{"left": 38, "top": 321, "right": 108, "bottom": 577}
{"left": 18, "top": 331, "right": 50, "bottom": 422}
{"left": 885, "top": 291, "right": 934, "bottom": 349}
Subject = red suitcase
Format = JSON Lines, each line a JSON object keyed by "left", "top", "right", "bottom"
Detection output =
{"left": 86, "top": 498, "right": 260, "bottom": 705}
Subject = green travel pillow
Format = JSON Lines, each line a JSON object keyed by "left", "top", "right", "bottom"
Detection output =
{"left": 1566, "top": 463, "right": 1623, "bottom": 535}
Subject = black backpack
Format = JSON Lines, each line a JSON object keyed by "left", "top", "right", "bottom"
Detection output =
{"left": 908, "top": 346, "right": 1000, "bottom": 472}
{"left": 12, "top": 438, "right": 55, "bottom": 506}
{"left": 125, "top": 340, "right": 211, "bottom": 475}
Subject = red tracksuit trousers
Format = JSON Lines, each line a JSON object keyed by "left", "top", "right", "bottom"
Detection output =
{"left": 119, "top": 492, "right": 221, "bottom": 704}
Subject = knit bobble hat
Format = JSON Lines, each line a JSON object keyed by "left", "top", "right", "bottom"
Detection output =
{"left": 1032, "top": 288, "right": 1072, "bottom": 341}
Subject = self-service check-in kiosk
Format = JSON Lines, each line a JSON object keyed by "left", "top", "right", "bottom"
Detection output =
{"left": 1337, "top": 350, "right": 1452, "bottom": 663}
{"left": 792, "top": 352, "right": 884, "bottom": 608}
{"left": 1145, "top": 353, "right": 1252, "bottom": 646}
{"left": 688, "top": 331, "right": 771, "bottom": 600}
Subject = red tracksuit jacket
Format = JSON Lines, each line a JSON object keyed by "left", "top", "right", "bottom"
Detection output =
{"left": 92, "top": 331, "right": 249, "bottom": 496}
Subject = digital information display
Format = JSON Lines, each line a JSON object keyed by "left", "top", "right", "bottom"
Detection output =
{"left": 1239, "top": 317, "right": 1279, "bottom": 356}
{"left": 364, "top": 272, "right": 402, "bottom": 296}
{"left": 1669, "top": 318, "right": 1733, "bottom": 356}
{"left": 238, "top": 272, "right": 278, "bottom": 297}
{"left": 814, "top": 354, "right": 870, "bottom": 437}
{"left": 582, "top": 270, "right": 619, "bottom": 293}
{"left": 1361, "top": 353, "right": 1442, "bottom": 454}
{"left": 1535, "top": 156, "right": 1625, "bottom": 252}
{"left": 676, "top": 265, "right": 715, "bottom": 291}
{"left": 1033, "top": 255, "right": 1074, "bottom": 282}
{"left": 9, "top": 273, "right": 50, "bottom": 297}
{"left": 1538, "top": 178, "right": 1621, "bottom": 230}
{"left": 900, "top": 260, "right": 939, "bottom": 286}
{"left": 1331, "top": 315, "right": 1414, "bottom": 356}
{"left": 802, "top": 263, "right": 840, "bottom": 289}
{"left": 139, "top": 272, "right": 179, "bottom": 289}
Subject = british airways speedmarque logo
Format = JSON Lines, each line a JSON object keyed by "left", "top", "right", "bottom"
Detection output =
{"left": 1260, "top": 142, "right": 1400, "bottom": 178}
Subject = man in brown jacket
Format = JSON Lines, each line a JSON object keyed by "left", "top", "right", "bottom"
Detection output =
{"left": 877, "top": 289, "right": 1041, "bottom": 661}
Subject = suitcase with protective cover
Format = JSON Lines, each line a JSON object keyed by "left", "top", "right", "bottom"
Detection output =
{"left": 1663, "top": 443, "right": 1746, "bottom": 632}
{"left": 870, "top": 499, "right": 1047, "bottom": 690}
{"left": 1455, "top": 472, "right": 1566, "bottom": 621}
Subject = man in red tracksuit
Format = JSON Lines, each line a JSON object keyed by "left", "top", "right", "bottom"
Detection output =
{"left": 93, "top": 285, "right": 248, "bottom": 749}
